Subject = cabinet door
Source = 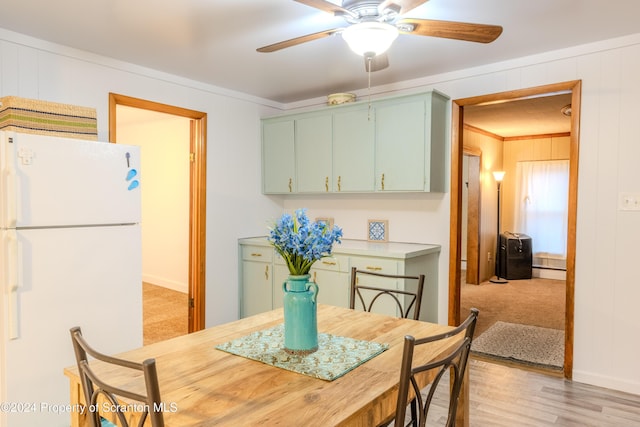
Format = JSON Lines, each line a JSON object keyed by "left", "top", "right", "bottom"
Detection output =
{"left": 296, "top": 114, "right": 333, "bottom": 193}
{"left": 240, "top": 245, "right": 274, "bottom": 317}
{"left": 241, "top": 260, "right": 273, "bottom": 317}
{"left": 310, "top": 255, "right": 350, "bottom": 308}
{"left": 312, "top": 270, "right": 350, "bottom": 307}
{"left": 375, "top": 97, "right": 426, "bottom": 191}
{"left": 263, "top": 119, "right": 295, "bottom": 194}
{"left": 333, "top": 106, "right": 375, "bottom": 192}
{"left": 273, "top": 254, "right": 289, "bottom": 309}
{"left": 350, "top": 257, "right": 400, "bottom": 317}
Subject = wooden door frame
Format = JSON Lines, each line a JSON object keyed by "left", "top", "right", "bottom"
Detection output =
{"left": 448, "top": 81, "right": 581, "bottom": 378}
{"left": 108, "top": 93, "right": 207, "bottom": 333}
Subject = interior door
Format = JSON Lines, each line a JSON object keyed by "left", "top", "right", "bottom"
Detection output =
{"left": 464, "top": 152, "right": 481, "bottom": 285}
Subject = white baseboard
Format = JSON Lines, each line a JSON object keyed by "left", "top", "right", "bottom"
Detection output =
{"left": 573, "top": 369, "right": 640, "bottom": 395}
{"left": 142, "top": 274, "right": 188, "bottom": 293}
{"left": 532, "top": 267, "right": 566, "bottom": 280}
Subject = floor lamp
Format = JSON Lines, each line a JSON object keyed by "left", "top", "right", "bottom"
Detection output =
{"left": 490, "top": 171, "right": 508, "bottom": 284}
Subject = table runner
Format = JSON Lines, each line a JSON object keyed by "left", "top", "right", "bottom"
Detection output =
{"left": 216, "top": 324, "right": 388, "bottom": 381}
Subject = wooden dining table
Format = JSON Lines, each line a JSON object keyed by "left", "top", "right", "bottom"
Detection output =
{"left": 64, "top": 305, "right": 469, "bottom": 427}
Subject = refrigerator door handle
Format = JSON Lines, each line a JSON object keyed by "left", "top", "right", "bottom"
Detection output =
{"left": 4, "top": 230, "right": 20, "bottom": 339}
{"left": 2, "top": 138, "right": 18, "bottom": 228}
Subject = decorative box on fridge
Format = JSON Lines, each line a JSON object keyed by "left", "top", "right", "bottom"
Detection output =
{"left": 498, "top": 232, "right": 532, "bottom": 280}
{"left": 0, "top": 96, "right": 97, "bottom": 140}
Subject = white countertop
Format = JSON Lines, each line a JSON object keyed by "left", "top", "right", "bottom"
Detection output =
{"left": 238, "top": 236, "right": 441, "bottom": 259}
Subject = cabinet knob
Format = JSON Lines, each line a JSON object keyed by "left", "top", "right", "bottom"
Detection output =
{"left": 250, "top": 253, "right": 262, "bottom": 257}
{"left": 366, "top": 266, "right": 383, "bottom": 271}
{"left": 288, "top": 178, "right": 292, "bottom": 193}
{"left": 325, "top": 176, "right": 329, "bottom": 192}
{"left": 381, "top": 173, "right": 385, "bottom": 191}
{"left": 337, "top": 176, "right": 341, "bottom": 192}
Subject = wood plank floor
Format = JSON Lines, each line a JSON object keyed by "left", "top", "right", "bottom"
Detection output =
{"left": 421, "top": 358, "right": 640, "bottom": 426}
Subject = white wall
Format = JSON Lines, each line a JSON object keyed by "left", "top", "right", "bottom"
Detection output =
{"left": 117, "top": 107, "right": 191, "bottom": 293}
{"left": 281, "top": 34, "right": 640, "bottom": 395}
{"left": 2, "top": 27, "right": 640, "bottom": 395}
{"left": 0, "top": 28, "right": 284, "bottom": 331}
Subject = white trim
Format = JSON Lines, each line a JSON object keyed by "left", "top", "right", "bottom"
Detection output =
{"left": 143, "top": 275, "right": 188, "bottom": 294}
{"left": 532, "top": 267, "right": 566, "bottom": 281}
{"left": 285, "top": 33, "right": 640, "bottom": 110}
{"left": 573, "top": 370, "right": 640, "bottom": 396}
{"left": 0, "top": 27, "right": 285, "bottom": 110}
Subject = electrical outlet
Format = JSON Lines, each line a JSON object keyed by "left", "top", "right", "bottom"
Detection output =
{"left": 619, "top": 193, "right": 640, "bottom": 211}
{"left": 487, "top": 251, "right": 492, "bottom": 262}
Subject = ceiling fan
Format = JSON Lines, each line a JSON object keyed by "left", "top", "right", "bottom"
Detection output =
{"left": 257, "top": 0, "right": 503, "bottom": 71}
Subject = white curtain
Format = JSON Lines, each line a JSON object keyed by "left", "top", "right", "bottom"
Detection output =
{"left": 514, "top": 160, "right": 569, "bottom": 257}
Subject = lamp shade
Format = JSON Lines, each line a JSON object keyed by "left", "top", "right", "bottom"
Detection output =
{"left": 342, "top": 22, "right": 399, "bottom": 57}
{"left": 493, "top": 170, "right": 506, "bottom": 182}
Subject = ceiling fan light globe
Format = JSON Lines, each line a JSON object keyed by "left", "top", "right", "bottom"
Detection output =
{"left": 342, "top": 22, "right": 399, "bottom": 56}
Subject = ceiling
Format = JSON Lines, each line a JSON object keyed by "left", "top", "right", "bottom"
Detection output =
{"left": 0, "top": 0, "right": 638, "bottom": 135}
{"left": 464, "top": 93, "right": 573, "bottom": 138}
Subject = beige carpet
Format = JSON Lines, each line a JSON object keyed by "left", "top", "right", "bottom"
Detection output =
{"left": 143, "top": 282, "right": 188, "bottom": 345}
{"left": 461, "top": 277, "right": 565, "bottom": 338}
{"left": 461, "top": 276, "right": 565, "bottom": 371}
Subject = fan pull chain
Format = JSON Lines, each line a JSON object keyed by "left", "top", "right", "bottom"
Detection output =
{"left": 367, "top": 56, "right": 372, "bottom": 121}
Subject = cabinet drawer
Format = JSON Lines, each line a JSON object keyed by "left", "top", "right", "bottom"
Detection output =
{"left": 274, "top": 252, "right": 286, "bottom": 265}
{"left": 242, "top": 245, "right": 273, "bottom": 262}
{"left": 311, "top": 255, "right": 348, "bottom": 273}
{"left": 350, "top": 256, "right": 398, "bottom": 275}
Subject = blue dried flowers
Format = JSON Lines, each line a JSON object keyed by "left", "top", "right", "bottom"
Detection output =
{"left": 268, "top": 208, "right": 342, "bottom": 276}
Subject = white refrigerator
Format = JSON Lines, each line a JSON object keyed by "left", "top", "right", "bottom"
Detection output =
{"left": 0, "top": 131, "right": 143, "bottom": 426}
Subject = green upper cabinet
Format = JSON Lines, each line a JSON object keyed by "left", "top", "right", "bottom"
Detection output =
{"left": 296, "top": 113, "right": 333, "bottom": 193}
{"left": 375, "top": 91, "right": 448, "bottom": 192}
{"left": 333, "top": 105, "right": 375, "bottom": 192}
{"left": 426, "top": 91, "right": 448, "bottom": 193}
{"left": 261, "top": 90, "right": 449, "bottom": 194}
{"left": 375, "top": 96, "right": 426, "bottom": 191}
{"left": 262, "top": 118, "right": 295, "bottom": 194}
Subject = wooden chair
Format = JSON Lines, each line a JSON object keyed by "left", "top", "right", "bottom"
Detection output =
{"left": 393, "top": 308, "right": 479, "bottom": 427}
{"left": 349, "top": 267, "right": 426, "bottom": 320}
{"left": 69, "top": 327, "right": 164, "bottom": 427}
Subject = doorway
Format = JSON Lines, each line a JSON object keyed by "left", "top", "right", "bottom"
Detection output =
{"left": 108, "top": 93, "right": 207, "bottom": 333}
{"left": 448, "top": 81, "right": 581, "bottom": 378}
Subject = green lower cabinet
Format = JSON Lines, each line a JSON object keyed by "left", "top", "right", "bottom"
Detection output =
{"left": 240, "top": 245, "right": 274, "bottom": 318}
{"left": 272, "top": 261, "right": 289, "bottom": 310}
{"left": 239, "top": 238, "right": 441, "bottom": 323}
{"left": 309, "top": 255, "right": 350, "bottom": 307}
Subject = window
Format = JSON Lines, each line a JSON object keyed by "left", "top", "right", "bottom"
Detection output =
{"left": 513, "top": 160, "right": 569, "bottom": 258}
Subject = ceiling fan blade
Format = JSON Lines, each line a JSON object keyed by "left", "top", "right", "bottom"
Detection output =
{"left": 257, "top": 28, "right": 343, "bottom": 53}
{"left": 294, "top": 0, "right": 356, "bottom": 18}
{"left": 379, "top": 0, "right": 429, "bottom": 15}
{"left": 365, "top": 53, "right": 390, "bottom": 72}
{"left": 398, "top": 18, "right": 503, "bottom": 43}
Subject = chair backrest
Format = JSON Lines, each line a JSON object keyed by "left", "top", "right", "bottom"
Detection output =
{"left": 70, "top": 327, "right": 165, "bottom": 427}
{"left": 395, "top": 308, "right": 479, "bottom": 427}
{"left": 349, "top": 267, "right": 426, "bottom": 320}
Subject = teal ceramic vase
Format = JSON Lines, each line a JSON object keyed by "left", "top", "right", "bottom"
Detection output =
{"left": 282, "top": 274, "right": 319, "bottom": 354}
